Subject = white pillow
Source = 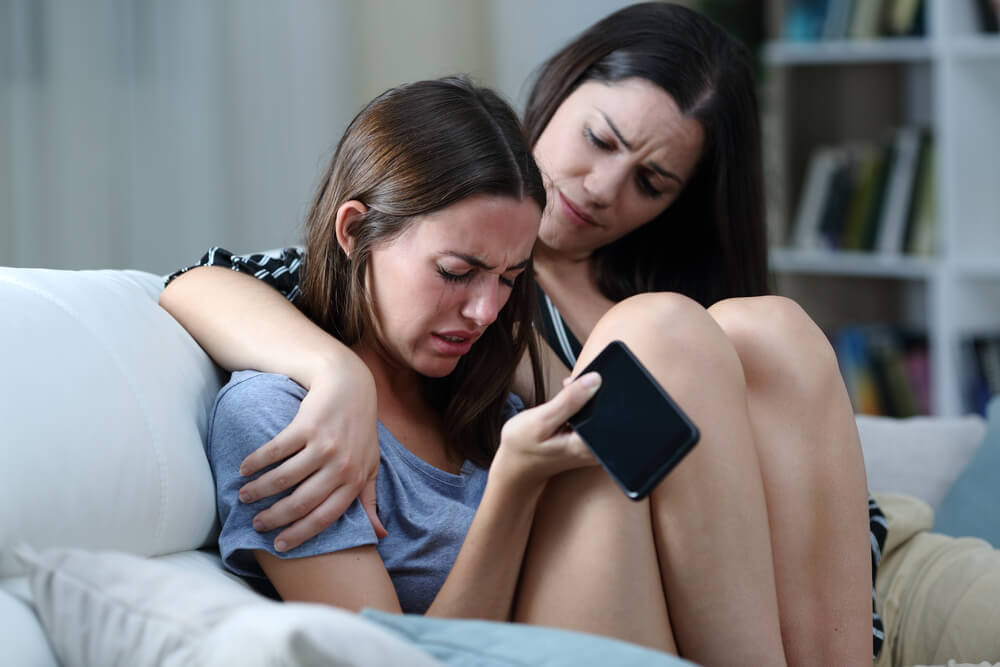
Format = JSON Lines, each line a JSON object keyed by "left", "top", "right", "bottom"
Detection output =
{"left": 0, "top": 268, "right": 224, "bottom": 576}
{"left": 19, "top": 546, "right": 441, "bottom": 667}
{"left": 857, "top": 413, "right": 987, "bottom": 508}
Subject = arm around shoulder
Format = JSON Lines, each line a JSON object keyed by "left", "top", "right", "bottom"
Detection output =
{"left": 159, "top": 265, "right": 354, "bottom": 388}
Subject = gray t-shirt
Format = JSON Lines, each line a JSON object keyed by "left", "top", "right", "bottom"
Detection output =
{"left": 207, "top": 370, "right": 521, "bottom": 614}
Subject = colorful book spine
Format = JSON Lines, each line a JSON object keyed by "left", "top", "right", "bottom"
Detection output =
{"left": 834, "top": 325, "right": 929, "bottom": 417}
{"left": 788, "top": 129, "right": 931, "bottom": 256}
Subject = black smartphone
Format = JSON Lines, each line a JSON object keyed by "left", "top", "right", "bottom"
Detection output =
{"left": 567, "top": 340, "right": 700, "bottom": 500}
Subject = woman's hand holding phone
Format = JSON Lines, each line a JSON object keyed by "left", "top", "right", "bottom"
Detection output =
{"left": 493, "top": 373, "right": 602, "bottom": 490}
{"left": 566, "top": 341, "right": 700, "bottom": 500}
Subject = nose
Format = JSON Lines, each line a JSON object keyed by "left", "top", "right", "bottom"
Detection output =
{"left": 582, "top": 158, "right": 626, "bottom": 207}
{"left": 462, "top": 279, "right": 505, "bottom": 329}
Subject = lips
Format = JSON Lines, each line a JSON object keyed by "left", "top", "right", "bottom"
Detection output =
{"left": 558, "top": 191, "right": 600, "bottom": 228}
{"left": 431, "top": 330, "right": 481, "bottom": 356}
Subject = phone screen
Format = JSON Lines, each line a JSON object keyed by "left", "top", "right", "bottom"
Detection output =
{"left": 567, "top": 340, "right": 699, "bottom": 500}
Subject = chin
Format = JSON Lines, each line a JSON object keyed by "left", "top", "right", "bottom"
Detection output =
{"left": 416, "top": 359, "right": 461, "bottom": 379}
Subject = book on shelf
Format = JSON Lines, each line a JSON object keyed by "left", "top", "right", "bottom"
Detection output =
{"left": 903, "top": 133, "right": 936, "bottom": 256}
{"left": 976, "top": 0, "right": 1000, "bottom": 33}
{"left": 964, "top": 335, "right": 1000, "bottom": 415}
{"left": 840, "top": 143, "right": 889, "bottom": 251}
{"left": 817, "top": 147, "right": 859, "bottom": 249}
{"left": 884, "top": 0, "right": 923, "bottom": 37}
{"left": 875, "top": 126, "right": 922, "bottom": 254}
{"left": 786, "top": 128, "right": 935, "bottom": 256}
{"left": 782, "top": 0, "right": 925, "bottom": 41}
{"left": 835, "top": 327, "right": 883, "bottom": 414}
{"left": 833, "top": 325, "right": 929, "bottom": 417}
{"left": 822, "top": 0, "right": 854, "bottom": 39}
{"left": 790, "top": 146, "right": 843, "bottom": 249}
{"left": 848, "top": 0, "right": 885, "bottom": 40}
{"left": 784, "top": 0, "right": 830, "bottom": 41}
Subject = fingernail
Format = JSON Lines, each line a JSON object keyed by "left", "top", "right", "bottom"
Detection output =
{"left": 274, "top": 540, "right": 288, "bottom": 552}
{"left": 253, "top": 519, "right": 265, "bottom": 531}
{"left": 580, "top": 372, "right": 601, "bottom": 389}
{"left": 239, "top": 466, "right": 248, "bottom": 476}
{"left": 239, "top": 491, "right": 252, "bottom": 503}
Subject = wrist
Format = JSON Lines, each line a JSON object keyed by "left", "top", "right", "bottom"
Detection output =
{"left": 297, "top": 342, "right": 371, "bottom": 392}
{"left": 487, "top": 449, "right": 549, "bottom": 501}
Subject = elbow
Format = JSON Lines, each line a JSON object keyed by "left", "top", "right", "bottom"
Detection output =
{"left": 157, "top": 280, "right": 179, "bottom": 312}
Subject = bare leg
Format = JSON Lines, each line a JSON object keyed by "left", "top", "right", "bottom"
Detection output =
{"left": 708, "top": 296, "right": 871, "bottom": 666}
{"left": 514, "top": 466, "right": 677, "bottom": 653}
{"left": 515, "top": 293, "right": 786, "bottom": 666}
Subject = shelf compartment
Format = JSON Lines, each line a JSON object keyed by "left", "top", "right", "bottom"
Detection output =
{"left": 956, "top": 258, "right": 1000, "bottom": 279}
{"left": 950, "top": 35, "right": 1000, "bottom": 59}
{"left": 763, "top": 38, "right": 933, "bottom": 65}
{"left": 770, "top": 248, "right": 938, "bottom": 278}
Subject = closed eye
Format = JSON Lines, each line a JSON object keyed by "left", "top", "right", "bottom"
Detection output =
{"left": 438, "top": 266, "right": 473, "bottom": 283}
{"left": 584, "top": 127, "right": 612, "bottom": 151}
{"left": 636, "top": 172, "right": 664, "bottom": 197}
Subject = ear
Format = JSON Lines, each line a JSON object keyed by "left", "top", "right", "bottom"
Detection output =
{"left": 334, "top": 200, "right": 368, "bottom": 258}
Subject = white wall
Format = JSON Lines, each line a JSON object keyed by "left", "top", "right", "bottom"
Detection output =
{"left": 0, "top": 0, "right": 639, "bottom": 275}
{"left": 487, "top": 0, "right": 637, "bottom": 110}
{"left": 2, "top": 0, "right": 355, "bottom": 275}
{"left": 355, "top": 0, "right": 492, "bottom": 102}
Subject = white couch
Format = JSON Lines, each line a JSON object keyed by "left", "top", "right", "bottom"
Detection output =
{"left": 0, "top": 266, "right": 990, "bottom": 666}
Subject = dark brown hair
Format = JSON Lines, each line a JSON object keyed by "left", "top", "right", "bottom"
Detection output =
{"left": 523, "top": 2, "right": 769, "bottom": 306}
{"left": 298, "top": 77, "right": 546, "bottom": 467}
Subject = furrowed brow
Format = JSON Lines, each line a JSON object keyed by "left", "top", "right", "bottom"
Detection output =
{"left": 447, "top": 253, "right": 530, "bottom": 272}
{"left": 600, "top": 111, "right": 685, "bottom": 186}
{"left": 600, "top": 112, "right": 633, "bottom": 151}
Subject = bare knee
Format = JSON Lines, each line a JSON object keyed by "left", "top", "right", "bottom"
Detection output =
{"left": 580, "top": 292, "right": 744, "bottom": 384}
{"left": 593, "top": 292, "right": 705, "bottom": 340}
{"left": 709, "top": 296, "right": 841, "bottom": 400}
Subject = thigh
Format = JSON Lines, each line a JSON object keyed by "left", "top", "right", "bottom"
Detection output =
{"left": 710, "top": 295, "right": 873, "bottom": 665}
{"left": 515, "top": 292, "right": 767, "bottom": 660}
{"left": 513, "top": 466, "right": 676, "bottom": 654}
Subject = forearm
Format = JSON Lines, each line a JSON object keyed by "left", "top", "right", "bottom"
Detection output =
{"left": 159, "top": 266, "right": 356, "bottom": 388}
{"left": 426, "top": 468, "right": 546, "bottom": 620}
{"left": 428, "top": 374, "right": 601, "bottom": 619}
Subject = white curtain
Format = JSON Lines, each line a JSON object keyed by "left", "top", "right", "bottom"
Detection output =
{"left": 0, "top": 0, "right": 643, "bottom": 275}
{"left": 1, "top": 0, "right": 355, "bottom": 274}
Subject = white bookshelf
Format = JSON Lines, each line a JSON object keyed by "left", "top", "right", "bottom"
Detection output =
{"left": 763, "top": 37, "right": 934, "bottom": 64}
{"left": 765, "top": 0, "right": 1000, "bottom": 416}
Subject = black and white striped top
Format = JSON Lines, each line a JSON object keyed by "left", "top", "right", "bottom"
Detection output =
{"left": 167, "top": 246, "right": 886, "bottom": 658}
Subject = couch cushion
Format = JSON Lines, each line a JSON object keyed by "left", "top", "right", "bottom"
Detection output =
{"left": 934, "top": 395, "right": 1000, "bottom": 544}
{"left": 0, "top": 268, "right": 225, "bottom": 576}
{"left": 21, "top": 546, "right": 693, "bottom": 667}
{"left": 363, "top": 609, "right": 694, "bottom": 667}
{"left": 0, "top": 585, "right": 59, "bottom": 667}
{"left": 857, "top": 412, "right": 986, "bottom": 508}
{"left": 20, "top": 546, "right": 442, "bottom": 667}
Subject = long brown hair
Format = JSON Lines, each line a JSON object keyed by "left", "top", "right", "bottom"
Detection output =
{"left": 298, "top": 77, "right": 546, "bottom": 466}
{"left": 523, "top": 2, "right": 769, "bottom": 306}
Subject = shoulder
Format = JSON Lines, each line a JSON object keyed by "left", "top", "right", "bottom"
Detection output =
{"left": 218, "top": 369, "right": 306, "bottom": 401}
{"left": 209, "top": 371, "right": 307, "bottom": 448}
{"left": 216, "top": 370, "right": 306, "bottom": 412}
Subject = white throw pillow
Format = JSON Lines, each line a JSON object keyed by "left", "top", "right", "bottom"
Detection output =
{"left": 857, "top": 413, "right": 987, "bottom": 508}
{"left": 19, "top": 546, "right": 441, "bottom": 667}
{"left": 0, "top": 268, "right": 224, "bottom": 576}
